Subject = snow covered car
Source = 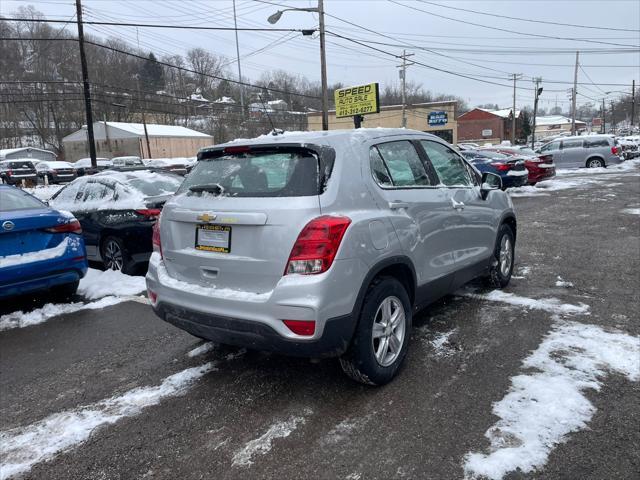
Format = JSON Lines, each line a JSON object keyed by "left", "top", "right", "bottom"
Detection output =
{"left": 73, "top": 158, "right": 112, "bottom": 176}
{"left": 35, "top": 160, "right": 77, "bottom": 184}
{"left": 111, "top": 156, "right": 144, "bottom": 168}
{"left": 147, "top": 159, "right": 189, "bottom": 176}
{"left": 49, "top": 170, "right": 182, "bottom": 274}
{"left": 0, "top": 185, "right": 88, "bottom": 299}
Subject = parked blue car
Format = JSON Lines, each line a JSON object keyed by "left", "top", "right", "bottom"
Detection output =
{"left": 460, "top": 150, "right": 529, "bottom": 190}
{"left": 0, "top": 185, "right": 88, "bottom": 299}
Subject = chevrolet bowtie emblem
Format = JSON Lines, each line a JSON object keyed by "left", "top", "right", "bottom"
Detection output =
{"left": 197, "top": 213, "right": 217, "bottom": 222}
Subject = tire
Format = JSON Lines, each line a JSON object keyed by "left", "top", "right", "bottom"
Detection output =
{"left": 339, "top": 277, "right": 412, "bottom": 386}
{"left": 101, "top": 236, "right": 133, "bottom": 274}
{"left": 586, "top": 157, "right": 604, "bottom": 168}
{"left": 52, "top": 281, "right": 79, "bottom": 302}
{"left": 487, "top": 224, "right": 515, "bottom": 288}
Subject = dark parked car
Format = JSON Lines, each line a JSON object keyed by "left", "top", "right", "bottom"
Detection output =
{"left": 49, "top": 170, "right": 182, "bottom": 274}
{"left": 460, "top": 150, "right": 528, "bottom": 189}
{"left": 147, "top": 159, "right": 188, "bottom": 176}
{"left": 0, "top": 160, "right": 38, "bottom": 186}
{"left": 35, "top": 161, "right": 78, "bottom": 184}
{"left": 73, "top": 157, "right": 112, "bottom": 176}
{"left": 481, "top": 147, "right": 556, "bottom": 185}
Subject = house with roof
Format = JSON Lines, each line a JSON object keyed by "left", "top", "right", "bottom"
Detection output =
{"left": 62, "top": 122, "right": 213, "bottom": 162}
{"left": 534, "top": 115, "right": 587, "bottom": 140}
{"left": 457, "top": 108, "right": 524, "bottom": 144}
{"left": 0, "top": 147, "right": 56, "bottom": 162}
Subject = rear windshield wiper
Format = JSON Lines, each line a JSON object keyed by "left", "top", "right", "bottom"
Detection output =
{"left": 188, "top": 183, "right": 225, "bottom": 195}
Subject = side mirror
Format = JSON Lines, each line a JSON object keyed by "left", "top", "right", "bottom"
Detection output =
{"left": 480, "top": 172, "right": 502, "bottom": 199}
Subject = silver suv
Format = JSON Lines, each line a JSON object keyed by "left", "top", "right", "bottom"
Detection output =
{"left": 146, "top": 129, "right": 516, "bottom": 385}
{"left": 537, "top": 134, "right": 623, "bottom": 168}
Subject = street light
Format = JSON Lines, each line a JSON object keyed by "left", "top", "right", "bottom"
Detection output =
{"left": 268, "top": 1, "right": 329, "bottom": 131}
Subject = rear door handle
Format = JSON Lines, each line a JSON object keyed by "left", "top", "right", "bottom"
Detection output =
{"left": 451, "top": 198, "right": 465, "bottom": 210}
{"left": 388, "top": 201, "right": 409, "bottom": 210}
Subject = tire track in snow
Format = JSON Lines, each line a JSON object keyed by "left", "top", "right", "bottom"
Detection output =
{"left": 463, "top": 321, "right": 640, "bottom": 480}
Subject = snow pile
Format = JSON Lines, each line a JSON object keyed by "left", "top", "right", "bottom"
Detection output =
{"left": 77, "top": 268, "right": 146, "bottom": 300}
{"left": 464, "top": 321, "right": 640, "bottom": 480}
{"left": 555, "top": 276, "right": 574, "bottom": 288}
{"left": 0, "top": 237, "right": 76, "bottom": 269}
{"left": 464, "top": 290, "right": 589, "bottom": 315}
{"left": 0, "top": 362, "right": 216, "bottom": 479}
{"left": 621, "top": 207, "right": 640, "bottom": 215}
{"left": 556, "top": 158, "right": 640, "bottom": 177}
{"left": 23, "top": 185, "right": 63, "bottom": 201}
{"left": 232, "top": 411, "right": 311, "bottom": 467}
{"left": 509, "top": 177, "right": 602, "bottom": 198}
{"left": 151, "top": 252, "right": 271, "bottom": 302}
{"left": 427, "top": 328, "right": 459, "bottom": 357}
{"left": 0, "top": 296, "right": 121, "bottom": 331}
{"left": 187, "top": 342, "right": 215, "bottom": 358}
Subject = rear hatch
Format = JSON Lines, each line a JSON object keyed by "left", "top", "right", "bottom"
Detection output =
{"left": 5, "top": 161, "right": 37, "bottom": 179}
{"left": 160, "top": 144, "right": 334, "bottom": 294}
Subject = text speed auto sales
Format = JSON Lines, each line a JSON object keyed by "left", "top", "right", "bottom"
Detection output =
{"left": 335, "top": 83, "right": 380, "bottom": 118}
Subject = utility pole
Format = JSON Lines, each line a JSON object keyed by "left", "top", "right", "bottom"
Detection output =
{"left": 142, "top": 112, "right": 152, "bottom": 159}
{"left": 571, "top": 51, "right": 579, "bottom": 136}
{"left": 602, "top": 98, "right": 606, "bottom": 133}
{"left": 398, "top": 50, "right": 414, "bottom": 128}
{"left": 318, "top": 0, "right": 329, "bottom": 131}
{"left": 232, "top": 0, "right": 244, "bottom": 113}
{"left": 631, "top": 79, "right": 636, "bottom": 127}
{"left": 610, "top": 100, "right": 616, "bottom": 134}
{"left": 75, "top": 0, "right": 97, "bottom": 168}
{"left": 531, "top": 77, "right": 543, "bottom": 149}
{"left": 103, "top": 114, "right": 112, "bottom": 154}
{"left": 509, "top": 73, "right": 522, "bottom": 144}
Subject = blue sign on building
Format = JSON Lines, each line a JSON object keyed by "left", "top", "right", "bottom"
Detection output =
{"left": 428, "top": 111, "right": 448, "bottom": 126}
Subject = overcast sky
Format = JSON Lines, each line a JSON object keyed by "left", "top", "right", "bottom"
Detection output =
{"left": 3, "top": 0, "right": 639, "bottom": 110}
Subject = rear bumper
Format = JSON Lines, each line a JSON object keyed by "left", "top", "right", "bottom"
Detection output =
{"left": 502, "top": 173, "right": 528, "bottom": 188}
{"left": 526, "top": 165, "right": 556, "bottom": 184}
{"left": 145, "top": 252, "right": 365, "bottom": 357}
{"left": 0, "top": 267, "right": 86, "bottom": 298}
{"left": 153, "top": 302, "right": 354, "bottom": 357}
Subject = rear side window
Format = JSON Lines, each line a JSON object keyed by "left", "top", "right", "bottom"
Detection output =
{"left": 420, "top": 140, "right": 473, "bottom": 187}
{"left": 0, "top": 188, "right": 45, "bottom": 211}
{"left": 371, "top": 141, "right": 430, "bottom": 187}
{"left": 180, "top": 148, "right": 321, "bottom": 197}
{"left": 562, "top": 139, "right": 583, "bottom": 149}
{"left": 585, "top": 138, "right": 609, "bottom": 148}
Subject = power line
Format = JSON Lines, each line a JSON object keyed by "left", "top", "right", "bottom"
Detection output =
{"left": 388, "top": 0, "right": 640, "bottom": 48}
{"left": 419, "top": 1, "right": 640, "bottom": 33}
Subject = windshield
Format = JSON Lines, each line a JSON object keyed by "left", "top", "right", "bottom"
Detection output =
{"left": 179, "top": 148, "right": 321, "bottom": 198}
{"left": 4, "top": 161, "right": 35, "bottom": 169}
{"left": 0, "top": 188, "right": 45, "bottom": 211}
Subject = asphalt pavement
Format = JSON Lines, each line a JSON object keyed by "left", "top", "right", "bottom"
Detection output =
{"left": 1, "top": 166, "right": 639, "bottom": 480}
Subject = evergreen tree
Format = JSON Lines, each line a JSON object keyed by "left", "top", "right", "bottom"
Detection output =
{"left": 140, "top": 53, "right": 164, "bottom": 91}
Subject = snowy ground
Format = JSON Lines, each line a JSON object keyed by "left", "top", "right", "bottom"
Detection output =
{"left": 0, "top": 160, "right": 639, "bottom": 480}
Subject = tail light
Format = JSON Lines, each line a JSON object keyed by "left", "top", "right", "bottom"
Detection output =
{"left": 6, "top": 169, "right": 12, "bottom": 176}
{"left": 611, "top": 146, "right": 619, "bottom": 155}
{"left": 44, "top": 220, "right": 82, "bottom": 234}
{"left": 285, "top": 215, "right": 351, "bottom": 275}
{"left": 283, "top": 320, "right": 315, "bottom": 336}
{"left": 136, "top": 208, "right": 161, "bottom": 220}
{"left": 538, "top": 154, "right": 553, "bottom": 163}
{"left": 152, "top": 218, "right": 163, "bottom": 258}
{"left": 490, "top": 162, "right": 511, "bottom": 171}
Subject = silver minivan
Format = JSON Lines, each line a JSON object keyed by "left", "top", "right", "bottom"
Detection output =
{"left": 146, "top": 129, "right": 516, "bottom": 384}
{"left": 537, "top": 134, "right": 623, "bottom": 168}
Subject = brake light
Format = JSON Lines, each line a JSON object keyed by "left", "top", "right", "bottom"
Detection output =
{"left": 6, "top": 169, "right": 12, "bottom": 176}
{"left": 152, "top": 218, "right": 163, "bottom": 258}
{"left": 44, "top": 220, "right": 82, "bottom": 234}
{"left": 491, "top": 162, "right": 511, "bottom": 171}
{"left": 283, "top": 320, "right": 315, "bottom": 336}
{"left": 538, "top": 155, "right": 553, "bottom": 163}
{"left": 611, "top": 146, "right": 619, "bottom": 155}
{"left": 136, "top": 208, "right": 162, "bottom": 220}
{"left": 285, "top": 215, "right": 351, "bottom": 275}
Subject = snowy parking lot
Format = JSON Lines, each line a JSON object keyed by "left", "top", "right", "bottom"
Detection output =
{"left": 1, "top": 162, "right": 639, "bottom": 480}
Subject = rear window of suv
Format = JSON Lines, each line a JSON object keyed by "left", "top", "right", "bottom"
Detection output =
{"left": 180, "top": 147, "right": 323, "bottom": 197}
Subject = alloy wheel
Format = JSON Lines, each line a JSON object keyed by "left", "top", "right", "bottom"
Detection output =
{"left": 371, "top": 296, "right": 406, "bottom": 367}
{"left": 588, "top": 158, "right": 603, "bottom": 168}
{"left": 499, "top": 235, "right": 513, "bottom": 277}
{"left": 104, "top": 239, "right": 124, "bottom": 271}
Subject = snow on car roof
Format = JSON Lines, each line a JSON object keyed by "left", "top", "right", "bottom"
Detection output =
{"left": 36, "top": 161, "right": 74, "bottom": 168}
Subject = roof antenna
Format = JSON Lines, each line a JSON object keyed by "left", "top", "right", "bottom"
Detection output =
{"left": 258, "top": 93, "right": 283, "bottom": 136}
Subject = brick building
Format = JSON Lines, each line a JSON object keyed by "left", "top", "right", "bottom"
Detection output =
{"left": 457, "top": 108, "right": 523, "bottom": 144}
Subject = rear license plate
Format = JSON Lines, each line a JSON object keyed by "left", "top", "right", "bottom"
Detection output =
{"left": 195, "top": 225, "right": 231, "bottom": 253}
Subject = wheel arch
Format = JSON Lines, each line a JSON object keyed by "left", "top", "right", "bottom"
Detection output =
{"left": 500, "top": 213, "right": 517, "bottom": 243}
{"left": 586, "top": 155, "right": 605, "bottom": 167}
{"left": 354, "top": 256, "right": 417, "bottom": 315}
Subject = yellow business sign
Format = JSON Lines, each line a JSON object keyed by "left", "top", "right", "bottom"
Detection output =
{"left": 334, "top": 83, "right": 380, "bottom": 118}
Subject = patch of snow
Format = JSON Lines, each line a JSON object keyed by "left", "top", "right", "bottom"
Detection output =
{"left": 621, "top": 208, "right": 640, "bottom": 215}
{"left": 464, "top": 290, "right": 589, "bottom": 315}
{"left": 0, "top": 296, "right": 122, "bottom": 331}
{"left": 187, "top": 342, "right": 215, "bottom": 358}
{"left": 556, "top": 158, "right": 640, "bottom": 177}
{"left": 232, "top": 412, "right": 311, "bottom": 467}
{"left": 78, "top": 268, "right": 146, "bottom": 300}
{"left": 0, "top": 237, "right": 78, "bottom": 269}
{"left": 322, "top": 415, "right": 371, "bottom": 446}
{"left": 464, "top": 321, "right": 640, "bottom": 480}
{"left": 555, "top": 276, "right": 574, "bottom": 288}
{"left": 511, "top": 266, "right": 531, "bottom": 279}
{"left": 0, "top": 362, "right": 216, "bottom": 480}
{"left": 152, "top": 252, "right": 271, "bottom": 302}
{"left": 427, "top": 328, "right": 459, "bottom": 357}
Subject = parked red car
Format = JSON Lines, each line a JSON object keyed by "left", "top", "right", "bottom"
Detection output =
{"left": 481, "top": 146, "right": 555, "bottom": 185}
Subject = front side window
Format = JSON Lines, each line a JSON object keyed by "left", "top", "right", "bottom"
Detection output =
{"left": 420, "top": 140, "right": 472, "bottom": 187}
{"left": 540, "top": 141, "right": 560, "bottom": 152}
{"left": 371, "top": 141, "right": 430, "bottom": 187}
